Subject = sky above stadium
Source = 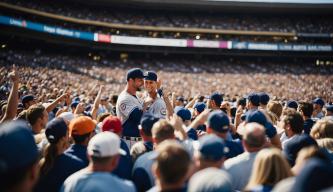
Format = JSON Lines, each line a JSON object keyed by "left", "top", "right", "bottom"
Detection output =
{"left": 208, "top": 0, "right": 333, "bottom": 3}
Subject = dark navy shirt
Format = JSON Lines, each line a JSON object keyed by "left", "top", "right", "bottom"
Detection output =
{"left": 34, "top": 153, "right": 85, "bottom": 192}
{"left": 225, "top": 139, "right": 244, "bottom": 159}
{"left": 65, "top": 144, "right": 89, "bottom": 166}
{"left": 303, "top": 118, "right": 315, "bottom": 135}
{"left": 187, "top": 128, "right": 198, "bottom": 140}
{"left": 112, "top": 139, "right": 133, "bottom": 180}
{"left": 144, "top": 141, "right": 153, "bottom": 152}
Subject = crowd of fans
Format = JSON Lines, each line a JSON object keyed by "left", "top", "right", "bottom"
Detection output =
{"left": 1, "top": 45, "right": 332, "bottom": 103}
{"left": 2, "top": 0, "right": 333, "bottom": 34}
{"left": 0, "top": 57, "right": 333, "bottom": 192}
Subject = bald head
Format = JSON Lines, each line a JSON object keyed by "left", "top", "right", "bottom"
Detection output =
{"left": 243, "top": 123, "right": 266, "bottom": 151}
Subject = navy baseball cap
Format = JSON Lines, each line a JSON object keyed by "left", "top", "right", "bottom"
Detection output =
{"left": 144, "top": 71, "right": 157, "bottom": 81}
{"left": 245, "top": 110, "right": 277, "bottom": 138}
{"left": 246, "top": 93, "right": 260, "bottom": 106}
{"left": 176, "top": 108, "right": 192, "bottom": 121}
{"left": 326, "top": 105, "right": 333, "bottom": 113}
{"left": 207, "top": 111, "right": 229, "bottom": 132}
{"left": 45, "top": 118, "right": 68, "bottom": 144}
{"left": 313, "top": 98, "right": 325, "bottom": 107}
{"left": 140, "top": 113, "right": 159, "bottom": 136}
{"left": 287, "top": 100, "right": 298, "bottom": 110}
{"left": 283, "top": 134, "right": 317, "bottom": 166}
{"left": 194, "top": 102, "right": 206, "bottom": 113}
{"left": 258, "top": 92, "right": 270, "bottom": 105}
{"left": 0, "top": 121, "right": 38, "bottom": 174}
{"left": 176, "top": 96, "right": 185, "bottom": 102}
{"left": 198, "top": 134, "right": 227, "bottom": 161}
{"left": 21, "top": 95, "right": 35, "bottom": 105}
{"left": 210, "top": 92, "right": 223, "bottom": 106}
{"left": 126, "top": 68, "right": 146, "bottom": 81}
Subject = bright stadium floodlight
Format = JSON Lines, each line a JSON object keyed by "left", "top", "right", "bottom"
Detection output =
{"left": 196, "top": 35, "right": 200, "bottom": 40}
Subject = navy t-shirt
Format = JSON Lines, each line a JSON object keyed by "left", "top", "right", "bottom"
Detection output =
{"left": 112, "top": 139, "right": 133, "bottom": 180}
{"left": 225, "top": 140, "right": 244, "bottom": 159}
{"left": 65, "top": 144, "right": 89, "bottom": 166}
{"left": 187, "top": 128, "right": 198, "bottom": 140}
{"left": 303, "top": 118, "right": 315, "bottom": 135}
{"left": 34, "top": 153, "right": 85, "bottom": 192}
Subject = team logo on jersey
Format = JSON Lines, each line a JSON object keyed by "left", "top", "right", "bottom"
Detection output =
{"left": 160, "top": 108, "right": 167, "bottom": 116}
{"left": 120, "top": 103, "right": 126, "bottom": 111}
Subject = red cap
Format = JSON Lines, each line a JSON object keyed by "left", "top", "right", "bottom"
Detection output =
{"left": 101, "top": 116, "right": 122, "bottom": 134}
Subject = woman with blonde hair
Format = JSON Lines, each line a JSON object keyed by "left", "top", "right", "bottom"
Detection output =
{"left": 310, "top": 119, "right": 333, "bottom": 139}
{"left": 246, "top": 148, "right": 292, "bottom": 192}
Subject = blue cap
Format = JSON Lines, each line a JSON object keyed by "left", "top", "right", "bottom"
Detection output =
{"left": 287, "top": 100, "right": 298, "bottom": 110}
{"left": 246, "top": 93, "right": 260, "bottom": 106}
{"left": 0, "top": 121, "right": 38, "bottom": 173}
{"left": 21, "top": 95, "right": 35, "bottom": 105}
{"left": 194, "top": 102, "right": 206, "bottom": 113}
{"left": 207, "top": 111, "right": 229, "bottom": 132}
{"left": 176, "top": 96, "right": 184, "bottom": 102}
{"left": 246, "top": 110, "right": 267, "bottom": 126}
{"left": 126, "top": 68, "right": 146, "bottom": 81}
{"left": 258, "top": 92, "right": 270, "bottom": 105}
{"left": 140, "top": 113, "right": 159, "bottom": 136}
{"left": 45, "top": 118, "right": 68, "bottom": 144}
{"left": 144, "top": 71, "right": 157, "bottom": 81}
{"left": 326, "top": 105, "right": 333, "bottom": 113}
{"left": 176, "top": 108, "right": 192, "bottom": 121}
{"left": 70, "top": 101, "right": 79, "bottom": 109}
{"left": 210, "top": 92, "right": 223, "bottom": 106}
{"left": 313, "top": 98, "right": 325, "bottom": 107}
{"left": 198, "top": 134, "right": 226, "bottom": 161}
{"left": 283, "top": 134, "right": 317, "bottom": 166}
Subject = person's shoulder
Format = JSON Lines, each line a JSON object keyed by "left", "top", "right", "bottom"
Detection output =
{"left": 110, "top": 174, "right": 136, "bottom": 191}
{"left": 134, "top": 151, "right": 154, "bottom": 166}
{"left": 60, "top": 153, "right": 85, "bottom": 167}
{"left": 63, "top": 168, "right": 89, "bottom": 187}
{"left": 224, "top": 152, "right": 248, "bottom": 168}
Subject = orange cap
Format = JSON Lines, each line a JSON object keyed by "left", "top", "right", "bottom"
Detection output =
{"left": 69, "top": 116, "right": 96, "bottom": 136}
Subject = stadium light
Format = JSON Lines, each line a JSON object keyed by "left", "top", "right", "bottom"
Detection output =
{"left": 196, "top": 35, "right": 200, "bottom": 40}
{"left": 1, "top": 44, "right": 6, "bottom": 48}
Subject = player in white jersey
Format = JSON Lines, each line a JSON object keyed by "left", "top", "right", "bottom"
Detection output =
{"left": 116, "top": 68, "right": 147, "bottom": 148}
{"left": 144, "top": 71, "right": 167, "bottom": 119}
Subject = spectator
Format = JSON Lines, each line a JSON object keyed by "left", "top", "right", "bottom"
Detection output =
{"left": 312, "top": 98, "right": 325, "bottom": 119}
{"left": 259, "top": 92, "right": 270, "bottom": 110}
{"left": 310, "top": 119, "right": 333, "bottom": 139}
{"left": 101, "top": 115, "right": 132, "bottom": 180}
{"left": 194, "top": 134, "right": 228, "bottom": 170}
{"left": 0, "top": 121, "right": 39, "bottom": 192}
{"left": 65, "top": 116, "right": 96, "bottom": 166}
{"left": 224, "top": 123, "right": 267, "bottom": 191}
{"left": 61, "top": 132, "right": 135, "bottom": 192}
{"left": 286, "top": 100, "right": 298, "bottom": 111}
{"left": 148, "top": 140, "right": 192, "bottom": 192}
{"left": 188, "top": 168, "right": 232, "bottom": 192}
{"left": 298, "top": 101, "right": 315, "bottom": 134}
{"left": 245, "top": 148, "right": 292, "bottom": 192}
{"left": 280, "top": 109, "right": 304, "bottom": 149}
{"left": 208, "top": 92, "right": 223, "bottom": 111}
{"left": 35, "top": 118, "right": 85, "bottom": 192}
{"left": 324, "top": 105, "right": 333, "bottom": 121}
{"left": 26, "top": 104, "right": 48, "bottom": 135}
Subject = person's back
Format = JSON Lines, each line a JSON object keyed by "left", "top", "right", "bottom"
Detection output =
{"left": 61, "top": 169, "right": 135, "bottom": 192}
{"left": 35, "top": 153, "right": 85, "bottom": 192}
{"left": 132, "top": 151, "right": 155, "bottom": 192}
{"left": 112, "top": 139, "right": 133, "bottom": 180}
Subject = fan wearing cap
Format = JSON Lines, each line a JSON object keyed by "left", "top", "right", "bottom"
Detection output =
{"left": 144, "top": 71, "right": 167, "bottom": 119}
{"left": 61, "top": 132, "right": 135, "bottom": 192}
{"left": 65, "top": 116, "right": 96, "bottom": 166}
{"left": 35, "top": 118, "right": 85, "bottom": 192}
{"left": 312, "top": 98, "right": 325, "bottom": 119}
{"left": 244, "top": 110, "right": 281, "bottom": 149}
{"left": 194, "top": 134, "right": 229, "bottom": 170}
{"left": 258, "top": 92, "right": 270, "bottom": 110}
{"left": 22, "top": 95, "right": 37, "bottom": 110}
{"left": 208, "top": 92, "right": 223, "bottom": 111}
{"left": 132, "top": 120, "right": 177, "bottom": 192}
{"left": 0, "top": 121, "right": 39, "bottom": 192}
{"left": 206, "top": 111, "right": 244, "bottom": 158}
{"left": 246, "top": 93, "right": 260, "bottom": 112}
{"left": 101, "top": 115, "right": 132, "bottom": 180}
{"left": 116, "top": 68, "right": 146, "bottom": 148}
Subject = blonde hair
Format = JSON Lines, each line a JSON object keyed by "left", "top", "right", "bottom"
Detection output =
{"left": 246, "top": 148, "right": 292, "bottom": 190}
{"left": 310, "top": 119, "right": 333, "bottom": 139}
{"left": 267, "top": 101, "right": 283, "bottom": 120}
{"left": 317, "top": 138, "right": 333, "bottom": 151}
